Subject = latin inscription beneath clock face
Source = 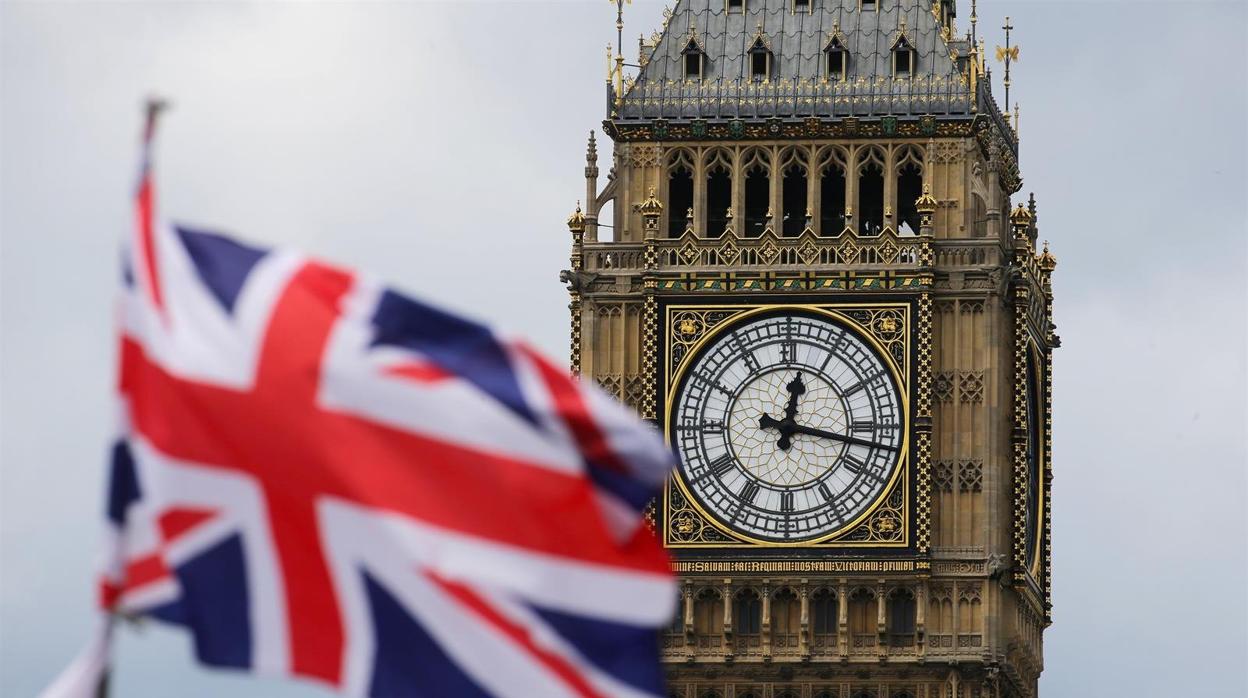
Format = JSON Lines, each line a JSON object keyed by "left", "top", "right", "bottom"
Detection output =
{"left": 672, "top": 311, "right": 904, "bottom": 542}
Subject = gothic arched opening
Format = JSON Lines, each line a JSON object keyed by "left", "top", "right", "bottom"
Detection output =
{"left": 668, "top": 164, "right": 694, "bottom": 238}
{"left": 847, "top": 588, "right": 877, "bottom": 642}
{"left": 705, "top": 160, "right": 732, "bottom": 238}
{"left": 771, "top": 588, "right": 800, "bottom": 649}
{"left": 820, "top": 162, "right": 847, "bottom": 236}
{"left": 896, "top": 161, "right": 923, "bottom": 234}
{"left": 887, "top": 588, "right": 917, "bottom": 646}
{"left": 744, "top": 163, "right": 770, "bottom": 237}
{"left": 692, "top": 589, "right": 723, "bottom": 649}
{"left": 782, "top": 164, "right": 807, "bottom": 237}
{"left": 734, "top": 589, "right": 762, "bottom": 635}
{"left": 858, "top": 157, "right": 885, "bottom": 235}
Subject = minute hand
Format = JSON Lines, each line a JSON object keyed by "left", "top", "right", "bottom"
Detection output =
{"left": 789, "top": 424, "right": 898, "bottom": 451}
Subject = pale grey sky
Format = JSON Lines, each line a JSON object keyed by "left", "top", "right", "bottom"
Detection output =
{"left": 2, "top": 1, "right": 1245, "bottom": 696}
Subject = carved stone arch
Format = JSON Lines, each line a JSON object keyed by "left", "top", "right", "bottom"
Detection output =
{"left": 739, "top": 145, "right": 772, "bottom": 173}
{"left": 894, "top": 143, "right": 925, "bottom": 172}
{"left": 854, "top": 144, "right": 887, "bottom": 174}
{"left": 701, "top": 145, "right": 735, "bottom": 172}
{"left": 816, "top": 143, "right": 850, "bottom": 172}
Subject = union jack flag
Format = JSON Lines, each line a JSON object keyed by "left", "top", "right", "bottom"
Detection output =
{"left": 41, "top": 104, "right": 677, "bottom": 698}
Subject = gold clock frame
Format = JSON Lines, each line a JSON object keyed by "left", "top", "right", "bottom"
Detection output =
{"left": 661, "top": 301, "right": 915, "bottom": 549}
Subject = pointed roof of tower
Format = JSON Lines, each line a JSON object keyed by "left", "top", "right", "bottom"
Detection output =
{"left": 615, "top": 0, "right": 972, "bottom": 121}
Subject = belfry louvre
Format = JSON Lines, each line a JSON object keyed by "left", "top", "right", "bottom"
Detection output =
{"left": 562, "top": 1, "right": 1056, "bottom": 696}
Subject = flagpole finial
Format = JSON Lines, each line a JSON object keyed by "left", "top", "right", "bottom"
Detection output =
{"left": 143, "top": 96, "right": 170, "bottom": 141}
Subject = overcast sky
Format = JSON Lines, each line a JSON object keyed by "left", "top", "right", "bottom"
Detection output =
{"left": 2, "top": 1, "right": 1245, "bottom": 696}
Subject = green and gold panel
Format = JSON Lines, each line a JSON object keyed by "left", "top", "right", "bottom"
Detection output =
{"left": 659, "top": 300, "right": 919, "bottom": 550}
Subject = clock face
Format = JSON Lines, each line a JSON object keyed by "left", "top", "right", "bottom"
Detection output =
{"left": 1024, "top": 350, "right": 1043, "bottom": 569}
{"left": 671, "top": 310, "right": 905, "bottom": 543}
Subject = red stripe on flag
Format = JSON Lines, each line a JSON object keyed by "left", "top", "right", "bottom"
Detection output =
{"left": 429, "top": 572, "right": 606, "bottom": 698}
{"left": 385, "top": 361, "right": 452, "bottom": 383}
{"left": 520, "top": 344, "right": 632, "bottom": 476}
{"left": 159, "top": 508, "right": 218, "bottom": 542}
{"left": 135, "top": 176, "right": 165, "bottom": 316}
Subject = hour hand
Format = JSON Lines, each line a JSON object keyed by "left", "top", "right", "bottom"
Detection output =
{"left": 782, "top": 372, "right": 806, "bottom": 421}
{"left": 758, "top": 413, "right": 794, "bottom": 451}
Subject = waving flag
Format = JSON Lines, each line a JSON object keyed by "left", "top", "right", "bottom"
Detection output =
{"left": 42, "top": 104, "right": 677, "bottom": 698}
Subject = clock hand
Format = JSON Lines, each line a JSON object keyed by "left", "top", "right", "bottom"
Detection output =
{"left": 782, "top": 372, "right": 805, "bottom": 421}
{"left": 757, "top": 372, "right": 807, "bottom": 451}
{"left": 758, "top": 413, "right": 796, "bottom": 451}
{"left": 787, "top": 423, "right": 899, "bottom": 451}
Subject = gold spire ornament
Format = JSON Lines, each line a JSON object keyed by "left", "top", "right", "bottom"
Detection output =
{"left": 567, "top": 202, "right": 587, "bottom": 233}
{"left": 1038, "top": 241, "right": 1058, "bottom": 272}
{"left": 637, "top": 187, "right": 664, "bottom": 217}
{"left": 914, "top": 183, "right": 938, "bottom": 217}
{"left": 995, "top": 17, "right": 1020, "bottom": 122}
{"left": 1009, "top": 201, "right": 1033, "bottom": 227}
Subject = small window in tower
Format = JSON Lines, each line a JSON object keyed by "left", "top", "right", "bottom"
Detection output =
{"left": 685, "top": 52, "right": 702, "bottom": 79}
{"left": 751, "top": 51, "right": 769, "bottom": 80}
{"left": 682, "top": 38, "right": 705, "bottom": 80}
{"left": 895, "top": 49, "right": 912, "bottom": 74}
{"left": 794, "top": 0, "right": 811, "bottom": 12}
{"left": 861, "top": 0, "right": 876, "bottom": 10}
{"left": 727, "top": 0, "right": 745, "bottom": 12}
{"left": 826, "top": 48, "right": 845, "bottom": 80}
{"left": 892, "top": 37, "right": 915, "bottom": 77}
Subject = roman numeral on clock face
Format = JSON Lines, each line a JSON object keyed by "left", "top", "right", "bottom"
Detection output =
{"left": 842, "top": 455, "right": 866, "bottom": 474}
{"left": 739, "top": 481, "right": 761, "bottom": 504}
{"left": 780, "top": 491, "right": 795, "bottom": 513}
{"left": 843, "top": 372, "right": 881, "bottom": 396}
{"left": 711, "top": 454, "right": 735, "bottom": 477}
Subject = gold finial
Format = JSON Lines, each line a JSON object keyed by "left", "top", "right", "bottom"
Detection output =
{"left": 1010, "top": 201, "right": 1033, "bottom": 227}
{"left": 725, "top": 206, "right": 734, "bottom": 220}
{"left": 914, "top": 183, "right": 938, "bottom": 216}
{"left": 996, "top": 17, "right": 1020, "bottom": 112}
{"left": 970, "top": 0, "right": 978, "bottom": 44}
{"left": 567, "top": 202, "right": 587, "bottom": 232}
{"left": 1038, "top": 241, "right": 1057, "bottom": 271}
{"left": 637, "top": 187, "right": 663, "bottom": 217}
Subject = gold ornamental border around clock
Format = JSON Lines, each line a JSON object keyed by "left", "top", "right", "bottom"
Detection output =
{"left": 661, "top": 301, "right": 917, "bottom": 549}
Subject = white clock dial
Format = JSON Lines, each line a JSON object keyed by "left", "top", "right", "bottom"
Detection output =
{"left": 671, "top": 310, "right": 905, "bottom": 542}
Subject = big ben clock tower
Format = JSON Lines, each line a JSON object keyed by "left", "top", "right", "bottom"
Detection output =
{"left": 563, "top": 2, "right": 1057, "bottom": 696}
